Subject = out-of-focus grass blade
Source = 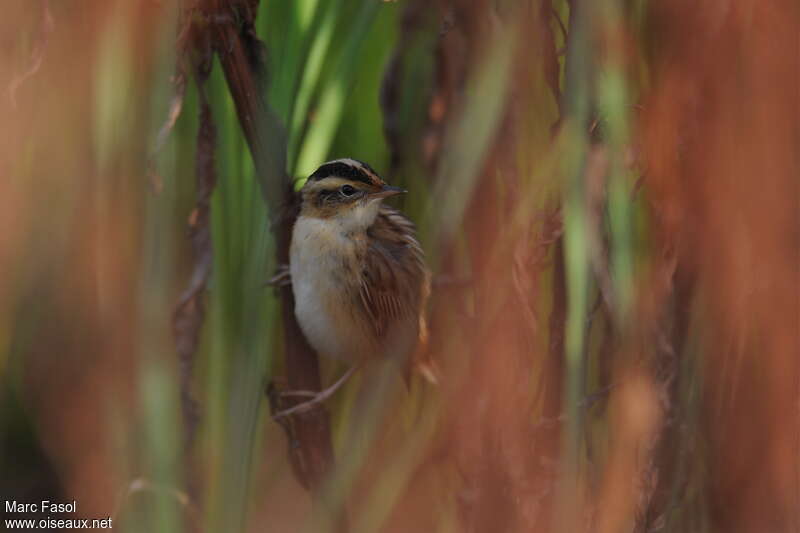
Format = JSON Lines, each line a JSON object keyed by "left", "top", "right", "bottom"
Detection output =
{"left": 204, "top": 65, "right": 275, "bottom": 533}
{"left": 285, "top": 0, "right": 340, "bottom": 166}
{"left": 597, "top": 1, "right": 635, "bottom": 323}
{"left": 92, "top": 1, "right": 133, "bottom": 176}
{"left": 327, "top": 6, "right": 398, "bottom": 175}
{"left": 306, "top": 363, "right": 401, "bottom": 533}
{"left": 139, "top": 361, "right": 183, "bottom": 533}
{"left": 262, "top": 0, "right": 321, "bottom": 121}
{"left": 92, "top": 0, "right": 135, "bottom": 321}
{"left": 374, "top": 5, "right": 438, "bottom": 211}
{"left": 350, "top": 395, "right": 444, "bottom": 533}
{"left": 555, "top": 0, "right": 593, "bottom": 530}
{"left": 292, "top": 1, "right": 383, "bottom": 178}
{"left": 428, "top": 30, "right": 517, "bottom": 253}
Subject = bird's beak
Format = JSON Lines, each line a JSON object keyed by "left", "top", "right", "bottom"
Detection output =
{"left": 370, "top": 185, "right": 406, "bottom": 199}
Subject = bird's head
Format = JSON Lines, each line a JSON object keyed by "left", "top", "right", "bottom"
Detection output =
{"left": 299, "top": 158, "right": 405, "bottom": 229}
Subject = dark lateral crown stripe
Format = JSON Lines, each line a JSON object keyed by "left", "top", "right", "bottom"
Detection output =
{"left": 308, "top": 161, "right": 378, "bottom": 186}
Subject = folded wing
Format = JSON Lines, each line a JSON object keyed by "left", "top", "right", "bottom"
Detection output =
{"left": 358, "top": 205, "right": 428, "bottom": 340}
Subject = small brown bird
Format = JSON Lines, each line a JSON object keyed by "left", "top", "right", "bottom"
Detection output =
{"left": 277, "top": 158, "right": 433, "bottom": 416}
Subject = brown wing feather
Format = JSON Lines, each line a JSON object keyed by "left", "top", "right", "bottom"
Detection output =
{"left": 359, "top": 204, "right": 428, "bottom": 339}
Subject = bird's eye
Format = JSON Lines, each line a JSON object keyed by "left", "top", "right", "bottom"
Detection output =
{"left": 340, "top": 185, "right": 356, "bottom": 196}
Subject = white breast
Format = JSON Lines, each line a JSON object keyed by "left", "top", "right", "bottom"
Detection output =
{"left": 290, "top": 216, "right": 356, "bottom": 361}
